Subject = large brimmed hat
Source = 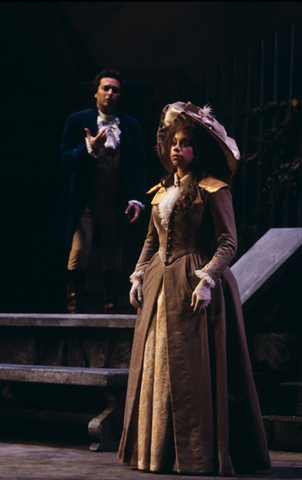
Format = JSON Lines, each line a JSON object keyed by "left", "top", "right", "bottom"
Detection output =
{"left": 157, "top": 101, "right": 240, "bottom": 182}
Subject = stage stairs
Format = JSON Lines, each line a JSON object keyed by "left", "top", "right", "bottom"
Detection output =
{"left": 0, "top": 228, "right": 302, "bottom": 451}
{"left": 0, "top": 314, "right": 135, "bottom": 451}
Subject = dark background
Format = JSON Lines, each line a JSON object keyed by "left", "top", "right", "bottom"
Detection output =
{"left": 1, "top": 1, "right": 302, "bottom": 313}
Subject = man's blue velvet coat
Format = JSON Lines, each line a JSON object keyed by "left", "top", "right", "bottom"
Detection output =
{"left": 47, "top": 105, "right": 147, "bottom": 250}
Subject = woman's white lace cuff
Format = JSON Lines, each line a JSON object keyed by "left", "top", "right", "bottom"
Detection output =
{"left": 194, "top": 270, "right": 216, "bottom": 288}
{"left": 130, "top": 270, "right": 144, "bottom": 284}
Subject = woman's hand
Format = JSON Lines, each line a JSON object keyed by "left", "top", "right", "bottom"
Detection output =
{"left": 191, "top": 278, "right": 212, "bottom": 313}
{"left": 130, "top": 279, "right": 143, "bottom": 309}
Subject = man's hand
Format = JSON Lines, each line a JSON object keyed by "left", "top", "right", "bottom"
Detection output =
{"left": 125, "top": 202, "right": 141, "bottom": 224}
{"left": 191, "top": 278, "right": 212, "bottom": 313}
{"left": 130, "top": 279, "right": 143, "bottom": 309}
{"left": 85, "top": 128, "right": 106, "bottom": 152}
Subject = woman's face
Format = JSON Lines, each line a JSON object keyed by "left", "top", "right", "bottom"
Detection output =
{"left": 170, "top": 131, "right": 194, "bottom": 175}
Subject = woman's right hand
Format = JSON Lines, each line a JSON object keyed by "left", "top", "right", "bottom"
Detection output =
{"left": 129, "top": 279, "right": 143, "bottom": 309}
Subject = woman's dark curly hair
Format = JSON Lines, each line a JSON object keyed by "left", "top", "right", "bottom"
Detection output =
{"left": 160, "top": 114, "right": 231, "bottom": 219}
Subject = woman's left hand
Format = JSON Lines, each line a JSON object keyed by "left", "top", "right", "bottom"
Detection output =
{"left": 191, "top": 279, "right": 212, "bottom": 313}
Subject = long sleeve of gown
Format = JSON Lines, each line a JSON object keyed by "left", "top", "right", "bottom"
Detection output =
{"left": 199, "top": 187, "right": 237, "bottom": 283}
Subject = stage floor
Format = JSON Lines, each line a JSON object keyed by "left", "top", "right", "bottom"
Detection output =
{"left": 0, "top": 442, "right": 301, "bottom": 479}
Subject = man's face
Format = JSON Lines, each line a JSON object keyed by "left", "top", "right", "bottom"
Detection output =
{"left": 94, "top": 77, "right": 121, "bottom": 114}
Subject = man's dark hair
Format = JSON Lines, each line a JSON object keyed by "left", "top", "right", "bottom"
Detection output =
{"left": 92, "top": 69, "right": 125, "bottom": 95}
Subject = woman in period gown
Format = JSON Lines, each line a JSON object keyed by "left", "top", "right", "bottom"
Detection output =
{"left": 118, "top": 102, "right": 271, "bottom": 476}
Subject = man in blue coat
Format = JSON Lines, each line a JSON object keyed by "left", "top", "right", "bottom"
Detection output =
{"left": 48, "top": 70, "right": 147, "bottom": 313}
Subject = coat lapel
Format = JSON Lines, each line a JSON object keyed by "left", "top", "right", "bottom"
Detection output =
{"left": 86, "top": 106, "right": 99, "bottom": 137}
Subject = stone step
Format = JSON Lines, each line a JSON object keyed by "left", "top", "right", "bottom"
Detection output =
{"left": 0, "top": 364, "right": 128, "bottom": 450}
{"left": 0, "top": 407, "right": 96, "bottom": 424}
{"left": 0, "top": 364, "right": 128, "bottom": 387}
{"left": 0, "top": 314, "right": 136, "bottom": 328}
{"left": 263, "top": 415, "right": 302, "bottom": 452}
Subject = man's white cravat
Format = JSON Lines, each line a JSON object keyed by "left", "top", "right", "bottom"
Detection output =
{"left": 85, "top": 111, "right": 122, "bottom": 155}
{"left": 97, "top": 115, "right": 121, "bottom": 150}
